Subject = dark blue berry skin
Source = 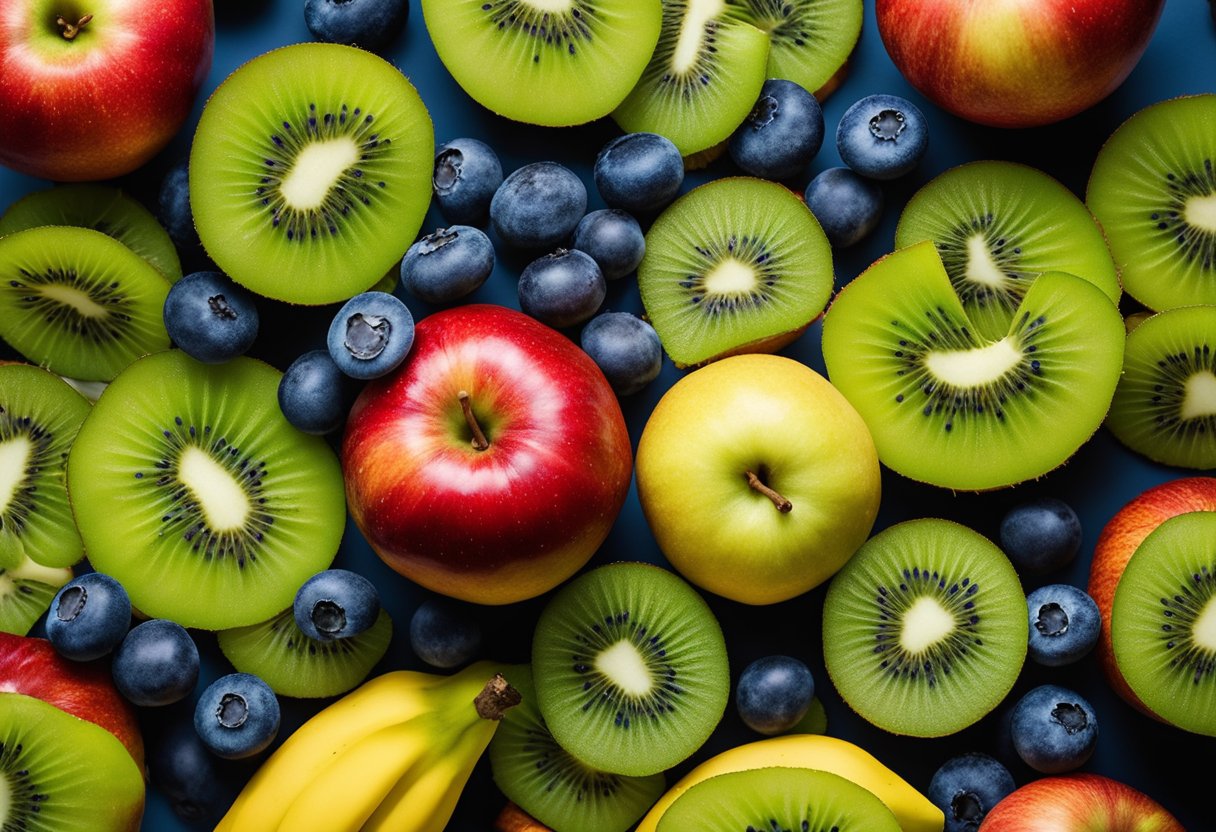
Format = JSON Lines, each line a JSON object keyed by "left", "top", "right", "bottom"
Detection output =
{"left": 163, "top": 272, "right": 260, "bottom": 364}
{"left": 490, "top": 162, "right": 587, "bottom": 250}
{"left": 433, "top": 138, "right": 504, "bottom": 226}
{"left": 572, "top": 210, "right": 645, "bottom": 281}
{"left": 999, "top": 498, "right": 1081, "bottom": 576}
{"left": 409, "top": 598, "right": 483, "bottom": 669}
{"left": 148, "top": 719, "right": 227, "bottom": 824}
{"left": 1026, "top": 584, "right": 1101, "bottom": 667}
{"left": 1011, "top": 684, "right": 1098, "bottom": 773}
{"left": 45, "top": 573, "right": 131, "bottom": 662}
{"left": 927, "top": 752, "right": 1016, "bottom": 832}
{"left": 278, "top": 350, "right": 348, "bottom": 435}
{"left": 804, "top": 168, "right": 884, "bottom": 248}
{"left": 194, "top": 673, "right": 280, "bottom": 760}
{"left": 304, "top": 0, "right": 407, "bottom": 52}
{"left": 326, "top": 291, "right": 414, "bottom": 379}
{"left": 158, "top": 160, "right": 198, "bottom": 250}
{"left": 112, "top": 619, "right": 200, "bottom": 707}
{"left": 735, "top": 656, "right": 815, "bottom": 736}
{"left": 518, "top": 249, "right": 606, "bottom": 329}
{"left": 580, "top": 312, "right": 662, "bottom": 396}
{"left": 594, "top": 133, "right": 684, "bottom": 214}
{"left": 400, "top": 225, "right": 495, "bottom": 303}
{"left": 837, "top": 94, "right": 929, "bottom": 181}
{"left": 293, "top": 569, "right": 381, "bottom": 642}
{"left": 728, "top": 79, "right": 824, "bottom": 182}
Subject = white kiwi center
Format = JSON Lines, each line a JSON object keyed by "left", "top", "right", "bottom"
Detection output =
{"left": 703, "top": 258, "right": 757, "bottom": 295}
{"left": 280, "top": 138, "right": 361, "bottom": 211}
{"left": 178, "top": 446, "right": 250, "bottom": 532}
{"left": 900, "top": 596, "right": 956, "bottom": 654}
{"left": 1181, "top": 371, "right": 1216, "bottom": 421}
{"left": 37, "top": 283, "right": 108, "bottom": 318}
{"left": 0, "top": 436, "right": 32, "bottom": 517}
{"left": 963, "top": 234, "right": 1011, "bottom": 289}
{"left": 3, "top": 556, "right": 68, "bottom": 586}
{"left": 1193, "top": 596, "right": 1216, "bottom": 652}
{"left": 1185, "top": 193, "right": 1216, "bottom": 233}
{"left": 0, "top": 772, "right": 10, "bottom": 826}
{"left": 673, "top": 0, "right": 725, "bottom": 74}
{"left": 521, "top": 0, "right": 574, "bottom": 11}
{"left": 595, "top": 640, "right": 653, "bottom": 696}
{"left": 924, "top": 337, "right": 1023, "bottom": 388}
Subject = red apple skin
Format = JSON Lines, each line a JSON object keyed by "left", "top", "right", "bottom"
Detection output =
{"left": 0, "top": 0, "right": 215, "bottom": 181}
{"left": 876, "top": 0, "right": 1164, "bottom": 128}
{"left": 978, "top": 773, "right": 1185, "bottom": 832}
{"left": 1088, "top": 477, "right": 1216, "bottom": 716}
{"left": 342, "top": 304, "right": 633, "bottom": 605}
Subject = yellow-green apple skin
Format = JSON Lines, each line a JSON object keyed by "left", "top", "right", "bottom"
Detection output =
{"left": 635, "top": 354, "right": 881, "bottom": 605}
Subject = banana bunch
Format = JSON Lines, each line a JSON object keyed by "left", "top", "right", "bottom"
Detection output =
{"left": 214, "top": 660, "right": 522, "bottom": 832}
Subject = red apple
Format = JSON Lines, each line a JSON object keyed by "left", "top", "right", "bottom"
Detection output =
{"left": 342, "top": 304, "right": 633, "bottom": 605}
{"left": 876, "top": 0, "right": 1164, "bottom": 128}
{"left": 978, "top": 773, "right": 1184, "bottom": 831}
{"left": 0, "top": 0, "right": 214, "bottom": 181}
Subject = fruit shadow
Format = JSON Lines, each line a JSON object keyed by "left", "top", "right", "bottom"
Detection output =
{"left": 214, "top": 0, "right": 276, "bottom": 28}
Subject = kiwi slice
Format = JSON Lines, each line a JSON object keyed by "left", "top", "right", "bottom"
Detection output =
{"left": 822, "top": 242, "right": 1124, "bottom": 491}
{"left": 0, "top": 692, "right": 145, "bottom": 832}
{"left": 190, "top": 43, "right": 434, "bottom": 305}
{"left": 895, "top": 161, "right": 1120, "bottom": 342}
{"left": 0, "top": 227, "right": 172, "bottom": 381}
{"left": 66, "top": 350, "right": 346, "bottom": 630}
{"left": 1087, "top": 95, "right": 1216, "bottom": 311}
{"left": 613, "top": 0, "right": 770, "bottom": 157}
{"left": 489, "top": 665, "right": 665, "bottom": 832}
{"left": 0, "top": 556, "right": 72, "bottom": 636}
{"left": 0, "top": 185, "right": 182, "bottom": 283}
{"left": 656, "top": 767, "right": 901, "bottom": 832}
{"left": 822, "top": 518, "right": 1028, "bottom": 738}
{"left": 726, "top": 0, "right": 863, "bottom": 98}
{"left": 639, "top": 177, "right": 832, "bottom": 367}
{"left": 218, "top": 606, "right": 392, "bottom": 698}
{"left": 532, "top": 562, "right": 730, "bottom": 777}
{"left": 1106, "top": 305, "right": 1216, "bottom": 469}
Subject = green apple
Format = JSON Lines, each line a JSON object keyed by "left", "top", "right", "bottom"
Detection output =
{"left": 636, "top": 354, "right": 881, "bottom": 605}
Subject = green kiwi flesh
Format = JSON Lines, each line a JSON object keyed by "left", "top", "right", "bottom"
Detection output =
{"left": 656, "top": 766, "right": 901, "bottom": 832}
{"left": 66, "top": 350, "right": 346, "bottom": 630}
{"left": 726, "top": 0, "right": 863, "bottom": 98}
{"left": 1087, "top": 95, "right": 1216, "bottom": 311}
{"left": 217, "top": 607, "right": 392, "bottom": 698}
{"left": 822, "top": 242, "right": 1125, "bottom": 491}
{"left": 1111, "top": 511, "right": 1216, "bottom": 736}
{"left": 895, "top": 161, "right": 1120, "bottom": 342}
{"left": 1106, "top": 305, "right": 1216, "bottom": 469}
{"left": 422, "top": 0, "right": 662, "bottom": 127}
{"left": 532, "top": 562, "right": 729, "bottom": 777}
{"left": 489, "top": 665, "right": 665, "bottom": 832}
{"left": 639, "top": 177, "right": 832, "bottom": 367}
{"left": 0, "top": 556, "right": 72, "bottom": 636}
{"left": 190, "top": 43, "right": 434, "bottom": 305}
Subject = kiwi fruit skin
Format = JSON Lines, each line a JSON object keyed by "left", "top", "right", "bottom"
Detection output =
{"left": 0, "top": 556, "right": 72, "bottom": 636}
{"left": 726, "top": 0, "right": 863, "bottom": 99}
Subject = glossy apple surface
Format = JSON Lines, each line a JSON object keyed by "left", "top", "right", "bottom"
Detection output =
{"left": 978, "top": 773, "right": 1184, "bottom": 831}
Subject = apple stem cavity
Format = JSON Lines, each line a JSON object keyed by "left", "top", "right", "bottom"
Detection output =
{"left": 473, "top": 674, "right": 522, "bottom": 721}
{"left": 744, "top": 469, "right": 792, "bottom": 513}
{"left": 55, "top": 13, "right": 93, "bottom": 40}
{"left": 458, "top": 390, "right": 490, "bottom": 451}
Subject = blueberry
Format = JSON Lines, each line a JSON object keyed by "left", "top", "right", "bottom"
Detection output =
{"left": 735, "top": 655, "right": 815, "bottom": 735}
{"left": 112, "top": 619, "right": 200, "bottom": 707}
{"left": 278, "top": 350, "right": 348, "bottom": 435}
{"left": 804, "top": 167, "right": 884, "bottom": 248}
{"left": 490, "top": 161, "right": 587, "bottom": 251}
{"left": 927, "top": 752, "right": 1016, "bottom": 832}
{"left": 326, "top": 291, "right": 414, "bottom": 379}
{"left": 194, "top": 673, "right": 280, "bottom": 760}
{"left": 163, "top": 271, "right": 260, "bottom": 364}
{"left": 400, "top": 225, "right": 495, "bottom": 304}
{"left": 1026, "top": 584, "right": 1101, "bottom": 667}
{"left": 433, "top": 138, "right": 504, "bottom": 225}
{"left": 409, "top": 598, "right": 482, "bottom": 669}
{"left": 836, "top": 94, "right": 929, "bottom": 180}
{"left": 594, "top": 133, "right": 684, "bottom": 214}
{"left": 158, "top": 160, "right": 198, "bottom": 250}
{"left": 45, "top": 573, "right": 131, "bottom": 661}
{"left": 148, "top": 718, "right": 227, "bottom": 823}
{"left": 999, "top": 497, "right": 1081, "bottom": 576}
{"left": 580, "top": 312, "right": 662, "bottom": 396}
{"left": 1011, "top": 684, "right": 1098, "bottom": 773}
{"left": 293, "top": 569, "right": 381, "bottom": 642}
{"left": 518, "top": 249, "right": 606, "bottom": 329}
{"left": 572, "top": 209, "right": 645, "bottom": 281}
{"left": 728, "top": 79, "right": 824, "bottom": 182}
{"left": 305, "top": 0, "right": 407, "bottom": 51}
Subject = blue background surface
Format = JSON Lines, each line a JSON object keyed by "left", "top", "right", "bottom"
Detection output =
{"left": 2, "top": 1, "right": 1215, "bottom": 830}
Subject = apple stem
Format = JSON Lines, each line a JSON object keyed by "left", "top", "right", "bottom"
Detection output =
{"left": 458, "top": 390, "right": 490, "bottom": 451}
{"left": 55, "top": 13, "right": 93, "bottom": 40}
{"left": 745, "top": 470, "right": 792, "bottom": 513}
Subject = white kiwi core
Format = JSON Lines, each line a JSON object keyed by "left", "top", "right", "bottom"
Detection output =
{"left": 1181, "top": 371, "right": 1216, "bottom": 421}
{"left": 280, "top": 138, "right": 361, "bottom": 211}
{"left": 37, "top": 284, "right": 108, "bottom": 318}
{"left": 1193, "top": 596, "right": 1216, "bottom": 652}
{"left": 672, "top": 0, "right": 725, "bottom": 74}
{"left": 4, "top": 556, "right": 68, "bottom": 586}
{"left": 1185, "top": 193, "right": 1216, "bottom": 233}
{"left": 178, "top": 446, "right": 250, "bottom": 532}
{"left": 703, "top": 257, "right": 757, "bottom": 295}
{"left": 521, "top": 0, "right": 574, "bottom": 11}
{"left": 595, "top": 640, "right": 653, "bottom": 696}
{"left": 963, "top": 234, "right": 1010, "bottom": 289}
{"left": 924, "top": 337, "right": 1023, "bottom": 388}
{"left": 900, "top": 596, "right": 955, "bottom": 654}
{"left": 0, "top": 436, "right": 32, "bottom": 517}
{"left": 0, "top": 773, "right": 11, "bottom": 827}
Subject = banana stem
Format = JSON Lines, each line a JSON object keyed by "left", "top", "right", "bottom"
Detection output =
{"left": 473, "top": 674, "right": 521, "bottom": 720}
{"left": 495, "top": 803, "right": 553, "bottom": 832}
{"left": 745, "top": 469, "right": 792, "bottom": 513}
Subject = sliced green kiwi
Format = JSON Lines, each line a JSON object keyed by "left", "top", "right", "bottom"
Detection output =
{"left": 489, "top": 665, "right": 665, "bottom": 832}
{"left": 613, "top": 0, "right": 770, "bottom": 157}
{"left": 1111, "top": 511, "right": 1216, "bottom": 736}
{"left": 1107, "top": 305, "right": 1216, "bottom": 469}
{"left": 422, "top": 0, "right": 662, "bottom": 127}
{"left": 217, "top": 606, "right": 392, "bottom": 698}
{"left": 656, "top": 767, "right": 901, "bottom": 832}
{"left": 0, "top": 227, "right": 172, "bottom": 381}
{"left": 0, "top": 185, "right": 182, "bottom": 283}
{"left": 822, "top": 518, "right": 1028, "bottom": 737}
{"left": 639, "top": 177, "right": 832, "bottom": 367}
{"left": 895, "top": 161, "right": 1120, "bottom": 342}
{"left": 0, "top": 556, "right": 73, "bottom": 636}
{"left": 532, "top": 562, "right": 730, "bottom": 777}
{"left": 726, "top": 0, "right": 863, "bottom": 98}
{"left": 66, "top": 350, "right": 346, "bottom": 630}
{"left": 822, "top": 242, "right": 1125, "bottom": 491}
{"left": 190, "top": 43, "right": 434, "bottom": 305}
{"left": 1087, "top": 95, "right": 1216, "bottom": 311}
{"left": 0, "top": 692, "right": 145, "bottom": 832}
